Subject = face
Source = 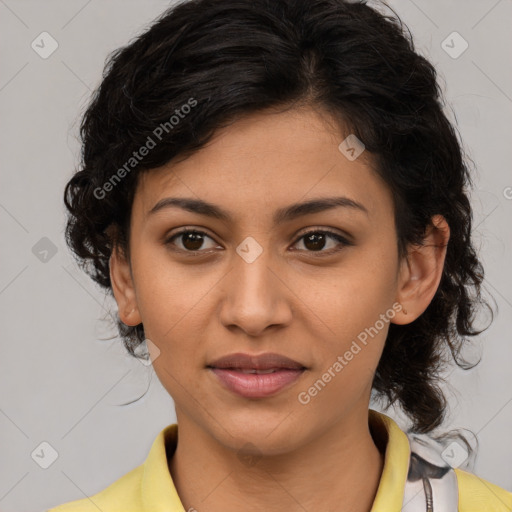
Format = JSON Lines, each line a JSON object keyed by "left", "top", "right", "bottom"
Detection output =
{"left": 110, "top": 106, "right": 446, "bottom": 455}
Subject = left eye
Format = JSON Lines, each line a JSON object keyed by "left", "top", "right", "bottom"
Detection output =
{"left": 165, "top": 230, "right": 219, "bottom": 252}
{"left": 292, "top": 230, "right": 351, "bottom": 254}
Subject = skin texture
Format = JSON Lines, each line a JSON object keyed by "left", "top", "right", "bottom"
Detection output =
{"left": 110, "top": 106, "right": 450, "bottom": 512}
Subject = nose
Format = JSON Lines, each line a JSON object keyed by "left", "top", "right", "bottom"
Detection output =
{"left": 218, "top": 247, "right": 293, "bottom": 337}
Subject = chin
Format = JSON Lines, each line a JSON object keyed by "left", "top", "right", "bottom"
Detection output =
{"left": 215, "top": 417, "right": 306, "bottom": 455}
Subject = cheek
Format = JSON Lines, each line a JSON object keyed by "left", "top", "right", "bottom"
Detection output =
{"left": 145, "top": 308, "right": 205, "bottom": 403}
{"left": 307, "top": 253, "right": 397, "bottom": 344}
{"left": 302, "top": 248, "right": 397, "bottom": 390}
{"left": 131, "top": 245, "right": 211, "bottom": 330}
{"left": 129, "top": 250, "right": 210, "bottom": 371}
{"left": 298, "top": 302, "right": 390, "bottom": 414}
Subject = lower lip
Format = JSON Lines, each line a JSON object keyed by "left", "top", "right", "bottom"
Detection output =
{"left": 209, "top": 368, "right": 305, "bottom": 398}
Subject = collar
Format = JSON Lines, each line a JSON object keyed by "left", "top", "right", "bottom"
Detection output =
{"left": 140, "top": 409, "right": 411, "bottom": 511}
{"left": 368, "top": 409, "right": 411, "bottom": 511}
{"left": 141, "top": 422, "right": 182, "bottom": 511}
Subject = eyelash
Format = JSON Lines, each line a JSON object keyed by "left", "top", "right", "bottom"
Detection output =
{"left": 164, "top": 228, "right": 352, "bottom": 257}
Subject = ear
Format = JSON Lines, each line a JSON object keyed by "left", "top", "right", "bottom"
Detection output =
{"left": 109, "top": 244, "right": 142, "bottom": 326}
{"left": 392, "top": 214, "right": 450, "bottom": 325}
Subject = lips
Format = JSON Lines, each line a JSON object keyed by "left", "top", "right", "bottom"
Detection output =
{"left": 207, "top": 352, "right": 306, "bottom": 371}
{"left": 206, "top": 352, "right": 307, "bottom": 398}
{"left": 232, "top": 368, "right": 281, "bottom": 374}
{"left": 209, "top": 368, "right": 305, "bottom": 398}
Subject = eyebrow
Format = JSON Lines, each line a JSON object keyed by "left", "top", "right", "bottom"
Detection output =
{"left": 148, "top": 196, "right": 369, "bottom": 224}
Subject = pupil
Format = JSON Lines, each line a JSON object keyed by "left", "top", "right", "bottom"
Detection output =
{"left": 183, "top": 232, "right": 204, "bottom": 251}
{"left": 304, "top": 233, "right": 326, "bottom": 251}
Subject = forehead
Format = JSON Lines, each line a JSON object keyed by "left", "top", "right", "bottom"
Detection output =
{"left": 132, "top": 107, "right": 393, "bottom": 225}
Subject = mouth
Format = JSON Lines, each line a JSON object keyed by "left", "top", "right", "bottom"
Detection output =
{"left": 206, "top": 352, "right": 308, "bottom": 398}
{"left": 207, "top": 366, "right": 305, "bottom": 374}
{"left": 207, "top": 366, "right": 306, "bottom": 398}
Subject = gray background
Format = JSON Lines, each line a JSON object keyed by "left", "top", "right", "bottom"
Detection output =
{"left": 0, "top": 1, "right": 511, "bottom": 511}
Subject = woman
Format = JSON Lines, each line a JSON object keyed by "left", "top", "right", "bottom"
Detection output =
{"left": 49, "top": 0, "right": 512, "bottom": 510}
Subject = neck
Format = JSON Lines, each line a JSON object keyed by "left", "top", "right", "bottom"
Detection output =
{"left": 168, "top": 406, "right": 385, "bottom": 512}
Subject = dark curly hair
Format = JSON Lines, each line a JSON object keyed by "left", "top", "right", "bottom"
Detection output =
{"left": 63, "top": 0, "right": 494, "bottom": 435}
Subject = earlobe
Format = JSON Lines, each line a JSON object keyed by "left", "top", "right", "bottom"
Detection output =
{"left": 393, "top": 215, "right": 450, "bottom": 325}
{"left": 109, "top": 245, "right": 142, "bottom": 326}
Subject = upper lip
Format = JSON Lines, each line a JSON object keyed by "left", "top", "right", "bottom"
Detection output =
{"left": 207, "top": 352, "right": 306, "bottom": 370}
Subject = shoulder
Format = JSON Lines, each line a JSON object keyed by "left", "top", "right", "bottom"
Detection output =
{"left": 455, "top": 468, "right": 512, "bottom": 512}
{"left": 46, "top": 464, "right": 144, "bottom": 512}
{"left": 47, "top": 423, "right": 179, "bottom": 512}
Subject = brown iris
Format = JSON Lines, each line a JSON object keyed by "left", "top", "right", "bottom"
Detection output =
{"left": 303, "top": 232, "right": 327, "bottom": 251}
{"left": 181, "top": 231, "right": 205, "bottom": 251}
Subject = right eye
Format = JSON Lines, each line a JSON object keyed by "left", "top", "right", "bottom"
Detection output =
{"left": 164, "top": 229, "right": 220, "bottom": 254}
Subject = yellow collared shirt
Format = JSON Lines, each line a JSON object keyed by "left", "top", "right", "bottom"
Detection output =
{"left": 48, "top": 410, "right": 512, "bottom": 512}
